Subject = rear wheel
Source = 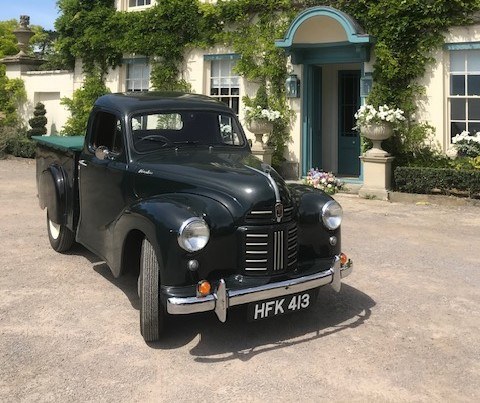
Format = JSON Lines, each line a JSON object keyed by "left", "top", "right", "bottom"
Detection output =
{"left": 139, "top": 238, "right": 164, "bottom": 342}
{"left": 47, "top": 211, "right": 75, "bottom": 252}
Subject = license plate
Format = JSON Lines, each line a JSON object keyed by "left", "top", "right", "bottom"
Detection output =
{"left": 248, "top": 291, "right": 313, "bottom": 321}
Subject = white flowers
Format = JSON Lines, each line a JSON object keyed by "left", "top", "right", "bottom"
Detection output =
{"left": 354, "top": 104, "right": 405, "bottom": 128}
{"left": 451, "top": 131, "right": 480, "bottom": 144}
{"left": 244, "top": 106, "right": 281, "bottom": 123}
{"left": 451, "top": 131, "right": 480, "bottom": 158}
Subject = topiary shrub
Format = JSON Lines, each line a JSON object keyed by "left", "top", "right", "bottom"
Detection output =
{"left": 27, "top": 102, "right": 47, "bottom": 138}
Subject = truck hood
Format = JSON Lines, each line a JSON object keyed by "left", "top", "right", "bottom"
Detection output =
{"left": 131, "top": 148, "right": 292, "bottom": 222}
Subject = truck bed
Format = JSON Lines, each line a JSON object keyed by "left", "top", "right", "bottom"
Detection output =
{"left": 32, "top": 135, "right": 84, "bottom": 233}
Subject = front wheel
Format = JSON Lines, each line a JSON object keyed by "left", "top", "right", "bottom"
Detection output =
{"left": 47, "top": 211, "right": 75, "bottom": 252}
{"left": 139, "top": 238, "right": 164, "bottom": 342}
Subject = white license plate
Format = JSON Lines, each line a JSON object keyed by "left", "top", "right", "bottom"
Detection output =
{"left": 248, "top": 291, "right": 313, "bottom": 321}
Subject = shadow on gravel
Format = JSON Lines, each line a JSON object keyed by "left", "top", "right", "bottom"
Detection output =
{"left": 86, "top": 254, "right": 375, "bottom": 362}
{"left": 151, "top": 284, "right": 375, "bottom": 362}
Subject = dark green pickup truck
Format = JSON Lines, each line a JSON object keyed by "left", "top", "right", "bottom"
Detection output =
{"left": 33, "top": 92, "right": 352, "bottom": 342}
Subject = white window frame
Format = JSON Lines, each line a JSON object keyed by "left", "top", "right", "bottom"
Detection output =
{"left": 125, "top": 58, "right": 150, "bottom": 92}
{"left": 207, "top": 56, "right": 240, "bottom": 115}
{"left": 448, "top": 48, "right": 480, "bottom": 141}
{"left": 129, "top": 0, "right": 151, "bottom": 7}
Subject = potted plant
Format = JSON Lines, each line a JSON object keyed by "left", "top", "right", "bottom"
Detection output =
{"left": 354, "top": 104, "right": 405, "bottom": 156}
{"left": 243, "top": 84, "right": 281, "bottom": 136}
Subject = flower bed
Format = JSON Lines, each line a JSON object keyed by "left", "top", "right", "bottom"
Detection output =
{"left": 303, "top": 169, "right": 344, "bottom": 195}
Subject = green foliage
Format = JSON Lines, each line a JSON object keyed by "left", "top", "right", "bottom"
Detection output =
{"left": 0, "top": 66, "right": 26, "bottom": 127}
{"left": 7, "top": 131, "right": 36, "bottom": 158}
{"left": 61, "top": 73, "right": 110, "bottom": 135}
{"left": 27, "top": 102, "right": 48, "bottom": 138}
{"left": 55, "top": 0, "right": 123, "bottom": 75}
{"left": 394, "top": 166, "right": 480, "bottom": 197}
{"left": 0, "top": 20, "right": 19, "bottom": 58}
{"left": 0, "top": 125, "right": 15, "bottom": 157}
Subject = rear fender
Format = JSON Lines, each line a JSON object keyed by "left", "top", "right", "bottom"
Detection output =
{"left": 39, "top": 164, "right": 67, "bottom": 225}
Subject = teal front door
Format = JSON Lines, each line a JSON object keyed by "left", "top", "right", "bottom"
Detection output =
{"left": 338, "top": 70, "right": 361, "bottom": 176}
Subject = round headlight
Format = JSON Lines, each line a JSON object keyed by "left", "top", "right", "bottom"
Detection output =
{"left": 322, "top": 200, "right": 343, "bottom": 230}
{"left": 178, "top": 218, "right": 210, "bottom": 252}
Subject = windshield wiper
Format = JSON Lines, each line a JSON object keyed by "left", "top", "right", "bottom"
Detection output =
{"left": 172, "top": 141, "right": 200, "bottom": 145}
{"left": 136, "top": 135, "right": 173, "bottom": 147}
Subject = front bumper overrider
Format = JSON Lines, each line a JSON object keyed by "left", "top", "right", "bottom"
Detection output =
{"left": 166, "top": 255, "right": 352, "bottom": 322}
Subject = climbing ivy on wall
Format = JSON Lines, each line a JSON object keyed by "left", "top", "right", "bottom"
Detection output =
{"left": 54, "top": 0, "right": 480, "bottom": 162}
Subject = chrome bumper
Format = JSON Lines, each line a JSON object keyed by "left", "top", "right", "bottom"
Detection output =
{"left": 166, "top": 255, "right": 352, "bottom": 322}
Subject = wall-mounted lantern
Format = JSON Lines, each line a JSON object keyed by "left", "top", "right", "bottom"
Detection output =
{"left": 285, "top": 73, "right": 301, "bottom": 98}
{"left": 360, "top": 74, "right": 373, "bottom": 98}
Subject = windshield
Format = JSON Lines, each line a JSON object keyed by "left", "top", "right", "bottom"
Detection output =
{"left": 131, "top": 110, "right": 246, "bottom": 153}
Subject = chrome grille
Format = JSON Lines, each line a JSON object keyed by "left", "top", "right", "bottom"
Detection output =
{"left": 242, "top": 223, "right": 298, "bottom": 274}
{"left": 287, "top": 225, "right": 298, "bottom": 268}
{"left": 245, "top": 233, "right": 268, "bottom": 271}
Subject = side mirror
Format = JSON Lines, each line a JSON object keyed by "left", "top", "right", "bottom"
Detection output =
{"left": 95, "top": 145, "right": 111, "bottom": 160}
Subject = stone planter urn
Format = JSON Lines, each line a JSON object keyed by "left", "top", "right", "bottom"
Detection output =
{"left": 360, "top": 122, "right": 393, "bottom": 157}
{"left": 246, "top": 119, "right": 273, "bottom": 151}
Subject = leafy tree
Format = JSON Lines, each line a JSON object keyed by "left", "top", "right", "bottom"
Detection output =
{"left": 55, "top": 0, "right": 123, "bottom": 75}
{"left": 27, "top": 102, "right": 48, "bottom": 138}
{"left": 0, "top": 20, "right": 20, "bottom": 57}
{"left": 60, "top": 72, "right": 110, "bottom": 135}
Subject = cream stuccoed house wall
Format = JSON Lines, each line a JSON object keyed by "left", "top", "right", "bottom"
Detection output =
{"left": 5, "top": 3, "right": 480, "bottom": 179}
{"left": 417, "top": 23, "right": 480, "bottom": 152}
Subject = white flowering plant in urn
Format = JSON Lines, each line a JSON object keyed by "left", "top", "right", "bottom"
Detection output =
{"left": 355, "top": 104, "right": 405, "bottom": 156}
{"left": 243, "top": 83, "right": 282, "bottom": 136}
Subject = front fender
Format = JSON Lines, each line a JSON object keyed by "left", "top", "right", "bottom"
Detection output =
{"left": 111, "top": 193, "right": 234, "bottom": 285}
{"left": 288, "top": 183, "right": 341, "bottom": 258}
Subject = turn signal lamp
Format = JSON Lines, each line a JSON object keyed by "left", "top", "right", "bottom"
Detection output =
{"left": 197, "top": 280, "right": 211, "bottom": 297}
{"left": 340, "top": 253, "right": 348, "bottom": 265}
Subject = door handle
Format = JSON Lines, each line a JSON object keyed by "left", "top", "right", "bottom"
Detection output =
{"left": 79, "top": 160, "right": 87, "bottom": 167}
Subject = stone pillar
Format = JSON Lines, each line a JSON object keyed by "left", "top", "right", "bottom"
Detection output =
{"left": 251, "top": 133, "right": 274, "bottom": 165}
{"left": 358, "top": 155, "right": 395, "bottom": 200}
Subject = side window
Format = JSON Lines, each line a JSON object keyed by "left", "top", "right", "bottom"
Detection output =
{"left": 219, "top": 114, "right": 242, "bottom": 145}
{"left": 90, "top": 111, "right": 124, "bottom": 156}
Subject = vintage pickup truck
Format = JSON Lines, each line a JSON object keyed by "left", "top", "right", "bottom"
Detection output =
{"left": 33, "top": 92, "right": 352, "bottom": 342}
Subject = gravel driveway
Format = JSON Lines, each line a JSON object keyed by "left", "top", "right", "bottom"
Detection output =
{"left": 1, "top": 157, "right": 479, "bottom": 402}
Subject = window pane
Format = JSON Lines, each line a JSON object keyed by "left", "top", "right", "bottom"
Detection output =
{"left": 467, "top": 50, "right": 480, "bottom": 71}
{"left": 451, "top": 122, "right": 466, "bottom": 138}
{"left": 451, "top": 98, "right": 466, "bottom": 120}
{"left": 211, "top": 61, "right": 220, "bottom": 77}
{"left": 468, "top": 98, "right": 480, "bottom": 120}
{"left": 450, "top": 51, "right": 466, "bottom": 72}
{"left": 231, "top": 97, "right": 239, "bottom": 114}
{"left": 451, "top": 75, "right": 465, "bottom": 95}
{"left": 210, "top": 87, "right": 219, "bottom": 96}
{"left": 468, "top": 122, "right": 480, "bottom": 134}
{"left": 467, "top": 75, "right": 480, "bottom": 95}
